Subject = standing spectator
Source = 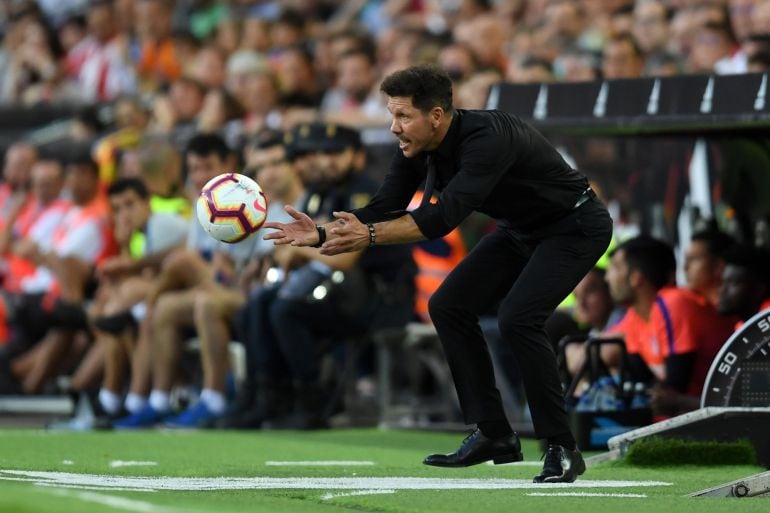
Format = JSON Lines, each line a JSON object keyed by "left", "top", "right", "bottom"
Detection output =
{"left": 70, "top": 0, "right": 136, "bottom": 102}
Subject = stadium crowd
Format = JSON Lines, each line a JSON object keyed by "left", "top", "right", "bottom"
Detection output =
{"left": 0, "top": 0, "right": 770, "bottom": 431}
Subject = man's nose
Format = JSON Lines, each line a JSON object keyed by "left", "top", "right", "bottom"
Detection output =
{"left": 390, "top": 119, "right": 401, "bottom": 134}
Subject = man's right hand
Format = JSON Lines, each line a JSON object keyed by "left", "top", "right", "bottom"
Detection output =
{"left": 263, "top": 205, "right": 319, "bottom": 247}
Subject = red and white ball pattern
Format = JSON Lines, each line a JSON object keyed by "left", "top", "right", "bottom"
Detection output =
{"left": 196, "top": 173, "right": 268, "bottom": 243}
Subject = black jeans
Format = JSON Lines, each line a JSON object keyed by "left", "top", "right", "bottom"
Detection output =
{"left": 428, "top": 197, "right": 613, "bottom": 439}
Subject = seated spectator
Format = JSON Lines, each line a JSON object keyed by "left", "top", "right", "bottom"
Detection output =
{"left": 113, "top": 134, "right": 269, "bottom": 429}
{"left": 78, "top": 177, "right": 187, "bottom": 421}
{"left": 0, "top": 142, "right": 37, "bottom": 255}
{"left": 684, "top": 228, "right": 735, "bottom": 307}
{"left": 228, "top": 123, "right": 415, "bottom": 430}
{"left": 9, "top": 144, "right": 115, "bottom": 394}
{"left": 605, "top": 236, "right": 734, "bottom": 418}
{"left": 602, "top": 33, "right": 645, "bottom": 79}
{"left": 564, "top": 266, "right": 627, "bottom": 379}
{"left": 718, "top": 244, "right": 770, "bottom": 326}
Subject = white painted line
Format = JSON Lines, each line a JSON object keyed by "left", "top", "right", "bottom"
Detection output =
{"left": 527, "top": 492, "right": 647, "bottom": 498}
{"left": 110, "top": 461, "right": 158, "bottom": 469}
{"left": 485, "top": 460, "right": 542, "bottom": 466}
{"left": 46, "top": 488, "right": 175, "bottom": 513}
{"left": 321, "top": 489, "right": 395, "bottom": 500}
{"left": 37, "top": 483, "right": 157, "bottom": 493}
{"left": 0, "top": 470, "right": 673, "bottom": 492}
{"left": 265, "top": 461, "right": 374, "bottom": 466}
{"left": 62, "top": 460, "right": 74, "bottom": 466}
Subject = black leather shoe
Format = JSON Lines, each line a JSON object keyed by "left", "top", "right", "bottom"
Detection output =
{"left": 423, "top": 429, "right": 523, "bottom": 467}
{"left": 533, "top": 444, "right": 586, "bottom": 483}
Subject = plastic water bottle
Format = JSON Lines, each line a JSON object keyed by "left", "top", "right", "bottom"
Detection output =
{"left": 595, "top": 376, "right": 621, "bottom": 411}
{"left": 630, "top": 382, "right": 650, "bottom": 409}
{"left": 575, "top": 382, "right": 599, "bottom": 412}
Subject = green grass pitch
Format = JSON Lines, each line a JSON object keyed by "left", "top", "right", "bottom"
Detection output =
{"left": 0, "top": 428, "right": 767, "bottom": 513}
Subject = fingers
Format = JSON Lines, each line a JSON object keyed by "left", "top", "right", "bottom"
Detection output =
{"left": 332, "top": 211, "right": 356, "bottom": 222}
{"left": 285, "top": 204, "right": 302, "bottom": 219}
{"left": 262, "top": 230, "right": 284, "bottom": 240}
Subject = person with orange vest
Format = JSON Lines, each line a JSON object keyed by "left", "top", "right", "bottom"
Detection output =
{"left": 408, "top": 190, "right": 466, "bottom": 323}
{"left": 9, "top": 144, "right": 116, "bottom": 394}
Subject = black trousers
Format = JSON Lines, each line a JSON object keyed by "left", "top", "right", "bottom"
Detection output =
{"left": 428, "top": 197, "right": 612, "bottom": 439}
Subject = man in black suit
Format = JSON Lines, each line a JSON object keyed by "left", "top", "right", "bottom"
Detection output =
{"left": 265, "top": 64, "right": 612, "bottom": 483}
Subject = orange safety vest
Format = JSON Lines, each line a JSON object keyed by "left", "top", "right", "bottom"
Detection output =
{"left": 408, "top": 191, "right": 467, "bottom": 323}
{"left": 52, "top": 195, "right": 116, "bottom": 266}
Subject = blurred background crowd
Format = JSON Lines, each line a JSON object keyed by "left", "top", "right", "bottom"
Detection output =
{"left": 0, "top": 0, "right": 769, "bottom": 434}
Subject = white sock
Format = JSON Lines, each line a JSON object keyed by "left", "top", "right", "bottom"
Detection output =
{"left": 98, "top": 388, "right": 122, "bottom": 415}
{"left": 124, "top": 393, "right": 147, "bottom": 414}
{"left": 148, "top": 390, "right": 170, "bottom": 413}
{"left": 200, "top": 389, "right": 226, "bottom": 414}
{"left": 131, "top": 302, "right": 147, "bottom": 321}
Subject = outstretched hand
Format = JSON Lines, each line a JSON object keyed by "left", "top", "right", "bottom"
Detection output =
{"left": 320, "top": 211, "right": 369, "bottom": 256}
{"left": 263, "top": 205, "right": 319, "bottom": 246}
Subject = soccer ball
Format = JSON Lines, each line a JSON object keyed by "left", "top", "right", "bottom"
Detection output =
{"left": 196, "top": 173, "right": 268, "bottom": 243}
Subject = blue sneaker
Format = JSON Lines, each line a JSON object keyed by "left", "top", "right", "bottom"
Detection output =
{"left": 164, "top": 401, "right": 222, "bottom": 428}
{"left": 113, "top": 404, "right": 167, "bottom": 429}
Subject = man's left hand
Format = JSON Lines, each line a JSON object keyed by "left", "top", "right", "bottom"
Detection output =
{"left": 321, "top": 211, "right": 369, "bottom": 256}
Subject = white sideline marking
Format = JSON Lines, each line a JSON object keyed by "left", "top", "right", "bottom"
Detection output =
{"left": 47, "top": 488, "right": 175, "bottom": 513}
{"left": 527, "top": 492, "right": 647, "bottom": 498}
{"left": 485, "top": 461, "right": 542, "bottom": 466}
{"left": 265, "top": 461, "right": 375, "bottom": 466}
{"left": 110, "top": 461, "right": 158, "bottom": 469}
{"left": 321, "top": 489, "right": 395, "bottom": 500}
{"left": 0, "top": 470, "right": 672, "bottom": 492}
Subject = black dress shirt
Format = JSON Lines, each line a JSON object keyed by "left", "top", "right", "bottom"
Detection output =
{"left": 352, "top": 109, "right": 589, "bottom": 239}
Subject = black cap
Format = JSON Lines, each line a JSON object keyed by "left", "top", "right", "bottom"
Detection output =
{"left": 285, "top": 122, "right": 361, "bottom": 159}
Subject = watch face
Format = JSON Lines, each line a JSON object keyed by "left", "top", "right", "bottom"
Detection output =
{"left": 701, "top": 308, "right": 770, "bottom": 407}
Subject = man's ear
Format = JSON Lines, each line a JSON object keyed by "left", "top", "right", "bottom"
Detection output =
{"left": 430, "top": 106, "right": 444, "bottom": 128}
{"left": 628, "top": 269, "right": 643, "bottom": 289}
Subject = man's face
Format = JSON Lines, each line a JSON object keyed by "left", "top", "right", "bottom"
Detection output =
{"left": 109, "top": 188, "right": 150, "bottom": 234}
{"left": 3, "top": 144, "right": 36, "bottom": 188}
{"left": 387, "top": 96, "right": 436, "bottom": 158}
{"left": 684, "top": 240, "right": 722, "bottom": 296}
{"left": 602, "top": 40, "right": 642, "bottom": 79}
{"left": 295, "top": 148, "right": 355, "bottom": 186}
{"left": 574, "top": 269, "right": 613, "bottom": 330}
{"left": 65, "top": 164, "right": 99, "bottom": 206}
{"left": 606, "top": 249, "right": 635, "bottom": 305}
{"left": 337, "top": 54, "right": 374, "bottom": 101}
{"left": 186, "top": 153, "right": 227, "bottom": 193}
{"left": 248, "top": 145, "right": 293, "bottom": 199}
{"left": 718, "top": 264, "right": 755, "bottom": 316}
{"left": 30, "top": 160, "right": 63, "bottom": 205}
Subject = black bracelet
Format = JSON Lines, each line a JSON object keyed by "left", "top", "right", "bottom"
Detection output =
{"left": 312, "top": 224, "right": 326, "bottom": 248}
{"left": 367, "top": 223, "right": 376, "bottom": 247}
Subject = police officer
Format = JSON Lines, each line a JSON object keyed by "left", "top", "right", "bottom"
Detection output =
{"left": 249, "top": 122, "right": 415, "bottom": 430}
{"left": 265, "top": 65, "right": 612, "bottom": 482}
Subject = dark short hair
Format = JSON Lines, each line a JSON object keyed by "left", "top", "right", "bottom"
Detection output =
{"left": 380, "top": 64, "right": 453, "bottom": 113}
{"left": 724, "top": 244, "right": 770, "bottom": 289}
{"left": 691, "top": 229, "right": 735, "bottom": 260}
{"left": 185, "top": 133, "right": 230, "bottom": 161}
{"left": 249, "top": 129, "right": 286, "bottom": 150}
{"left": 611, "top": 235, "right": 676, "bottom": 290}
{"left": 107, "top": 177, "right": 149, "bottom": 200}
{"left": 64, "top": 141, "right": 99, "bottom": 174}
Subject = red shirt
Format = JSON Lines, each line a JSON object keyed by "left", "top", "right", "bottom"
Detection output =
{"left": 612, "top": 287, "right": 734, "bottom": 396}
